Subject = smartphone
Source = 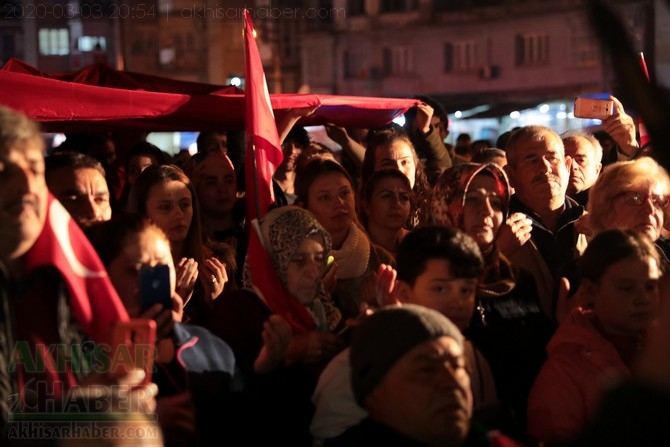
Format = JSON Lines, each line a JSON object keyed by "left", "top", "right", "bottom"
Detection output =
{"left": 110, "top": 319, "right": 157, "bottom": 385}
{"left": 139, "top": 264, "right": 172, "bottom": 312}
{"left": 573, "top": 97, "right": 615, "bottom": 120}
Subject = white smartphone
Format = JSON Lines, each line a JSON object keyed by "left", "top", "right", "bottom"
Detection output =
{"left": 573, "top": 97, "right": 615, "bottom": 120}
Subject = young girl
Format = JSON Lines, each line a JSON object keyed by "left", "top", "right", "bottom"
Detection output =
{"left": 527, "top": 229, "right": 662, "bottom": 443}
{"left": 128, "top": 164, "right": 229, "bottom": 323}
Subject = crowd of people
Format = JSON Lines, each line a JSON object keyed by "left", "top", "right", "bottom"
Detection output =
{"left": 1, "top": 94, "right": 670, "bottom": 446}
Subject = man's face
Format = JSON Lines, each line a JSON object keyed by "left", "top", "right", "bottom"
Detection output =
{"left": 0, "top": 139, "right": 48, "bottom": 260}
{"left": 564, "top": 137, "right": 601, "bottom": 196}
{"left": 196, "top": 157, "right": 237, "bottom": 218}
{"left": 47, "top": 167, "right": 112, "bottom": 227}
{"left": 505, "top": 133, "right": 570, "bottom": 211}
{"left": 366, "top": 336, "right": 472, "bottom": 446}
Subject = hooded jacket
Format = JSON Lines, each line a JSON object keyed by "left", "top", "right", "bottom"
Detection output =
{"left": 527, "top": 308, "right": 632, "bottom": 443}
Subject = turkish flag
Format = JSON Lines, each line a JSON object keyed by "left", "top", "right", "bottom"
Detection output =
{"left": 244, "top": 10, "right": 283, "bottom": 222}
{"left": 24, "top": 195, "right": 129, "bottom": 345}
{"left": 243, "top": 11, "right": 315, "bottom": 333}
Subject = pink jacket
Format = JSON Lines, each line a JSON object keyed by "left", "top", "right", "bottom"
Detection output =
{"left": 526, "top": 309, "right": 630, "bottom": 443}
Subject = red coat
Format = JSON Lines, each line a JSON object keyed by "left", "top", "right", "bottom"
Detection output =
{"left": 526, "top": 309, "right": 631, "bottom": 443}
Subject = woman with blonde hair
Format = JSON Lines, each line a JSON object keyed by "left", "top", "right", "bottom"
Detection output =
{"left": 586, "top": 156, "right": 670, "bottom": 247}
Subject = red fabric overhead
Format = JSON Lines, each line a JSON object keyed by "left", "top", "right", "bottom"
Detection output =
{"left": 0, "top": 58, "right": 419, "bottom": 132}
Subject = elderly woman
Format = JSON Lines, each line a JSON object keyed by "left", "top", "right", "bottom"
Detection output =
{"left": 586, "top": 156, "right": 670, "bottom": 253}
{"left": 206, "top": 206, "right": 346, "bottom": 445}
{"left": 430, "top": 162, "right": 555, "bottom": 435}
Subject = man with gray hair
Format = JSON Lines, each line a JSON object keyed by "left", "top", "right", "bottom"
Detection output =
{"left": 562, "top": 132, "right": 603, "bottom": 207}
{"left": 503, "top": 125, "right": 587, "bottom": 320}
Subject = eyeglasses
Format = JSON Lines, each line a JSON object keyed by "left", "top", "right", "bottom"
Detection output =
{"left": 615, "top": 191, "right": 670, "bottom": 210}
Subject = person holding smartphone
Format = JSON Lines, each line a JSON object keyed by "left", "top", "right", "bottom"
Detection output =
{"left": 87, "top": 213, "right": 293, "bottom": 446}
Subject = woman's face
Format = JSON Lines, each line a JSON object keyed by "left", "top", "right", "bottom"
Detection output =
{"left": 462, "top": 174, "right": 504, "bottom": 249}
{"left": 374, "top": 140, "right": 417, "bottom": 189}
{"left": 592, "top": 255, "right": 660, "bottom": 335}
{"left": 145, "top": 180, "right": 193, "bottom": 243}
{"left": 365, "top": 177, "right": 411, "bottom": 231}
{"left": 305, "top": 172, "right": 356, "bottom": 236}
{"left": 127, "top": 155, "right": 155, "bottom": 187}
{"left": 607, "top": 181, "right": 666, "bottom": 241}
{"left": 285, "top": 235, "right": 327, "bottom": 305}
{"left": 107, "top": 228, "right": 176, "bottom": 318}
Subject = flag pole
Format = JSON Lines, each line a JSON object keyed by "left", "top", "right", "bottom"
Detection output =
{"left": 250, "top": 140, "right": 262, "bottom": 222}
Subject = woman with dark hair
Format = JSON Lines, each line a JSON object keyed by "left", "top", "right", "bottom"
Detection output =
{"left": 362, "top": 123, "right": 431, "bottom": 227}
{"left": 527, "top": 229, "right": 662, "bottom": 444}
{"left": 296, "top": 158, "right": 395, "bottom": 319}
{"left": 359, "top": 169, "right": 412, "bottom": 256}
{"left": 128, "top": 164, "right": 228, "bottom": 323}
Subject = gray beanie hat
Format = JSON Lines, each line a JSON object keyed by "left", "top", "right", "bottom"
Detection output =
{"left": 350, "top": 304, "right": 464, "bottom": 407}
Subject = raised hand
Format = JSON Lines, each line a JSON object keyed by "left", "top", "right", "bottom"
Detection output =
{"left": 602, "top": 96, "right": 640, "bottom": 158}
{"left": 199, "top": 257, "right": 227, "bottom": 302}
{"left": 497, "top": 212, "right": 533, "bottom": 258}
{"left": 254, "top": 314, "right": 292, "bottom": 374}
{"left": 176, "top": 258, "right": 198, "bottom": 304}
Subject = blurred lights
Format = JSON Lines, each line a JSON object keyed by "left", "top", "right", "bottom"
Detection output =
{"left": 455, "top": 111, "right": 462, "bottom": 118}
{"left": 393, "top": 115, "right": 406, "bottom": 127}
{"left": 539, "top": 104, "right": 550, "bottom": 113}
{"left": 230, "top": 77, "right": 242, "bottom": 87}
{"left": 556, "top": 111, "right": 567, "bottom": 119}
{"left": 510, "top": 111, "right": 520, "bottom": 119}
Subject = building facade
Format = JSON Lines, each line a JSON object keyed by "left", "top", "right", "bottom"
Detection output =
{"left": 301, "top": 0, "right": 653, "bottom": 114}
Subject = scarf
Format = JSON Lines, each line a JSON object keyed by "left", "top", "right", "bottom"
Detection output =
{"left": 24, "top": 195, "right": 128, "bottom": 345}
{"left": 243, "top": 206, "right": 341, "bottom": 333}
{"left": 331, "top": 222, "right": 371, "bottom": 280}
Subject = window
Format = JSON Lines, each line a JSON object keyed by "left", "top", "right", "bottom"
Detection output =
{"left": 78, "top": 36, "right": 106, "bottom": 52}
{"left": 444, "top": 41, "right": 478, "bottom": 73}
{"left": 347, "top": 0, "right": 365, "bottom": 16}
{"left": 570, "top": 22, "right": 598, "bottom": 67}
{"left": 515, "top": 33, "right": 549, "bottom": 66}
{"left": 383, "top": 46, "right": 413, "bottom": 76}
{"left": 281, "top": 20, "right": 299, "bottom": 60}
{"left": 380, "top": 0, "right": 417, "bottom": 13}
{"left": 38, "top": 28, "right": 69, "bottom": 56}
